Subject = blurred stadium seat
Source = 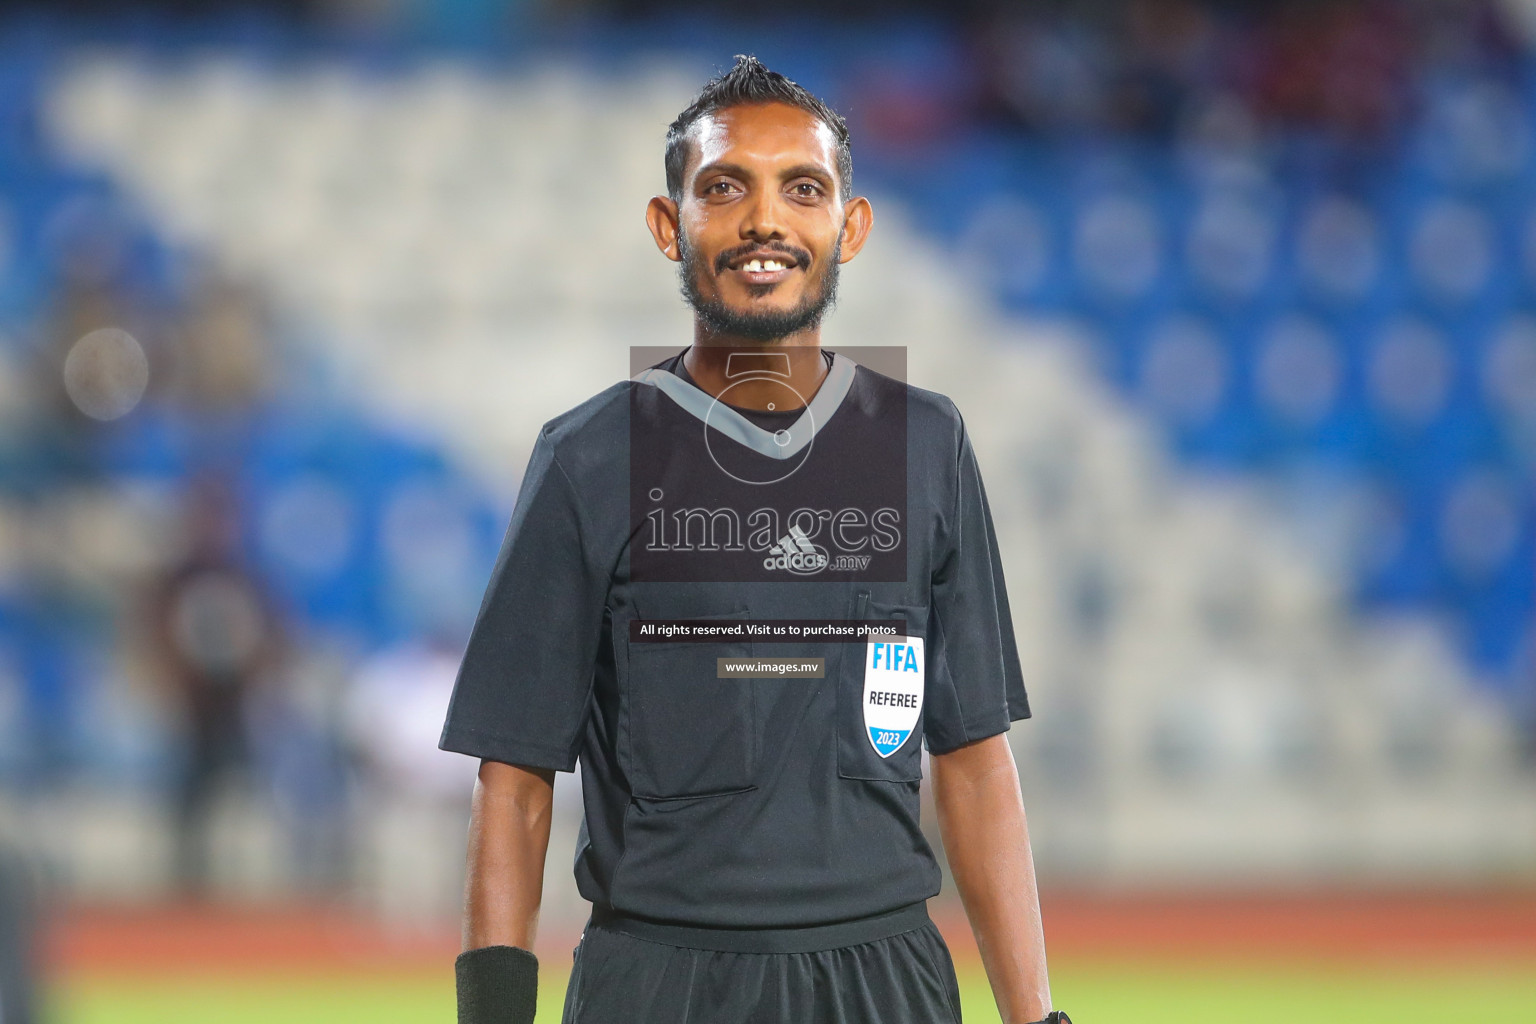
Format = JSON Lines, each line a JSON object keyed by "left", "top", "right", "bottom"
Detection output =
{"left": 0, "top": 2, "right": 1529, "bottom": 917}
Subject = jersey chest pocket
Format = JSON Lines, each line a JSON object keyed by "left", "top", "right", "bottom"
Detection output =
{"left": 837, "top": 591, "right": 927, "bottom": 784}
{"left": 622, "top": 608, "right": 757, "bottom": 800}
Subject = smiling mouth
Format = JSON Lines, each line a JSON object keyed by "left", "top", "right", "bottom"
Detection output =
{"left": 739, "top": 258, "right": 791, "bottom": 273}
{"left": 729, "top": 254, "right": 801, "bottom": 286}
{"left": 714, "top": 242, "right": 810, "bottom": 288}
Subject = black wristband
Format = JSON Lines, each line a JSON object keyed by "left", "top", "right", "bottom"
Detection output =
{"left": 1031, "top": 1014, "right": 1072, "bottom": 1024}
{"left": 455, "top": 945, "right": 538, "bottom": 1024}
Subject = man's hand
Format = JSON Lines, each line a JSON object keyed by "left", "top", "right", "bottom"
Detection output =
{"left": 930, "top": 733, "right": 1052, "bottom": 1024}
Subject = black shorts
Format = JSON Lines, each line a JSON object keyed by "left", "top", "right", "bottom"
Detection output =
{"left": 560, "top": 909, "right": 964, "bottom": 1024}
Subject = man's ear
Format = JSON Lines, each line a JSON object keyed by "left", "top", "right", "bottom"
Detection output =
{"left": 837, "top": 196, "right": 874, "bottom": 263}
{"left": 646, "top": 195, "right": 682, "bottom": 262}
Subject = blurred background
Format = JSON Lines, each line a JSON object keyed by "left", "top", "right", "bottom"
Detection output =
{"left": 0, "top": 0, "right": 1533, "bottom": 1021}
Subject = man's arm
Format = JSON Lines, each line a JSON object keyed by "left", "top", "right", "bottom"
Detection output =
{"left": 463, "top": 758, "right": 555, "bottom": 951}
{"left": 931, "top": 732, "right": 1051, "bottom": 1024}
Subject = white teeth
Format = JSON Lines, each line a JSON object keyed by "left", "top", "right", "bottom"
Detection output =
{"left": 740, "top": 259, "right": 787, "bottom": 273}
{"left": 744, "top": 260, "right": 762, "bottom": 272}
{"left": 763, "top": 260, "right": 786, "bottom": 271}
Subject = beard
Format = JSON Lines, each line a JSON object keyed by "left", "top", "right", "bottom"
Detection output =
{"left": 677, "top": 230, "right": 841, "bottom": 342}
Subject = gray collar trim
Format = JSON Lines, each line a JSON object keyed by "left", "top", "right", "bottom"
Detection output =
{"left": 631, "top": 351, "right": 856, "bottom": 461}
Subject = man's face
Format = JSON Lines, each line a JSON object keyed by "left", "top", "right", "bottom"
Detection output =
{"left": 668, "top": 103, "right": 849, "bottom": 341}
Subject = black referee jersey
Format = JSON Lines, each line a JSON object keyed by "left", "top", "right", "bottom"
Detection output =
{"left": 440, "top": 347, "right": 1029, "bottom": 931}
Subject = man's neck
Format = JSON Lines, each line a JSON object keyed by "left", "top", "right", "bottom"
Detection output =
{"left": 682, "top": 325, "right": 828, "bottom": 411}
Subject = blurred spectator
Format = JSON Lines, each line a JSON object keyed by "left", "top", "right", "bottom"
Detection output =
{"left": 1246, "top": 1, "right": 1411, "bottom": 144}
{"left": 166, "top": 270, "right": 271, "bottom": 417}
{"left": 22, "top": 277, "right": 155, "bottom": 486}
{"left": 965, "top": 0, "right": 1518, "bottom": 146}
{"left": 0, "top": 835, "right": 36, "bottom": 1024}
{"left": 343, "top": 632, "right": 475, "bottom": 927}
{"left": 145, "top": 475, "right": 283, "bottom": 897}
{"left": 1112, "top": 0, "right": 1219, "bottom": 137}
{"left": 245, "top": 652, "right": 352, "bottom": 898}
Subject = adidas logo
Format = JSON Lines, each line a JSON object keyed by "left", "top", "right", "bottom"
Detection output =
{"left": 761, "top": 524, "right": 829, "bottom": 575}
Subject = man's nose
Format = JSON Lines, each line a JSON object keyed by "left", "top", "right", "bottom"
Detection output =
{"left": 740, "top": 187, "right": 788, "bottom": 240}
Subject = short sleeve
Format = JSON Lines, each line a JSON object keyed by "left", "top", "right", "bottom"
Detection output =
{"left": 923, "top": 421, "right": 1030, "bottom": 755}
{"left": 439, "top": 431, "right": 606, "bottom": 771}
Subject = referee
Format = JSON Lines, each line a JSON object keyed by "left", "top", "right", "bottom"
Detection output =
{"left": 441, "top": 56, "right": 1066, "bottom": 1024}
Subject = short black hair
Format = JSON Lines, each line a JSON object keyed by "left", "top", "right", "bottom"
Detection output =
{"left": 665, "top": 55, "right": 853, "bottom": 203}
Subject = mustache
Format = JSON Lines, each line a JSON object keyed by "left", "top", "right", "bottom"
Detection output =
{"left": 712, "top": 240, "right": 813, "bottom": 275}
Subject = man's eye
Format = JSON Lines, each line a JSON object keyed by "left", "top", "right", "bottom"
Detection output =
{"left": 792, "top": 182, "right": 822, "bottom": 196}
{"left": 705, "top": 181, "right": 738, "bottom": 195}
